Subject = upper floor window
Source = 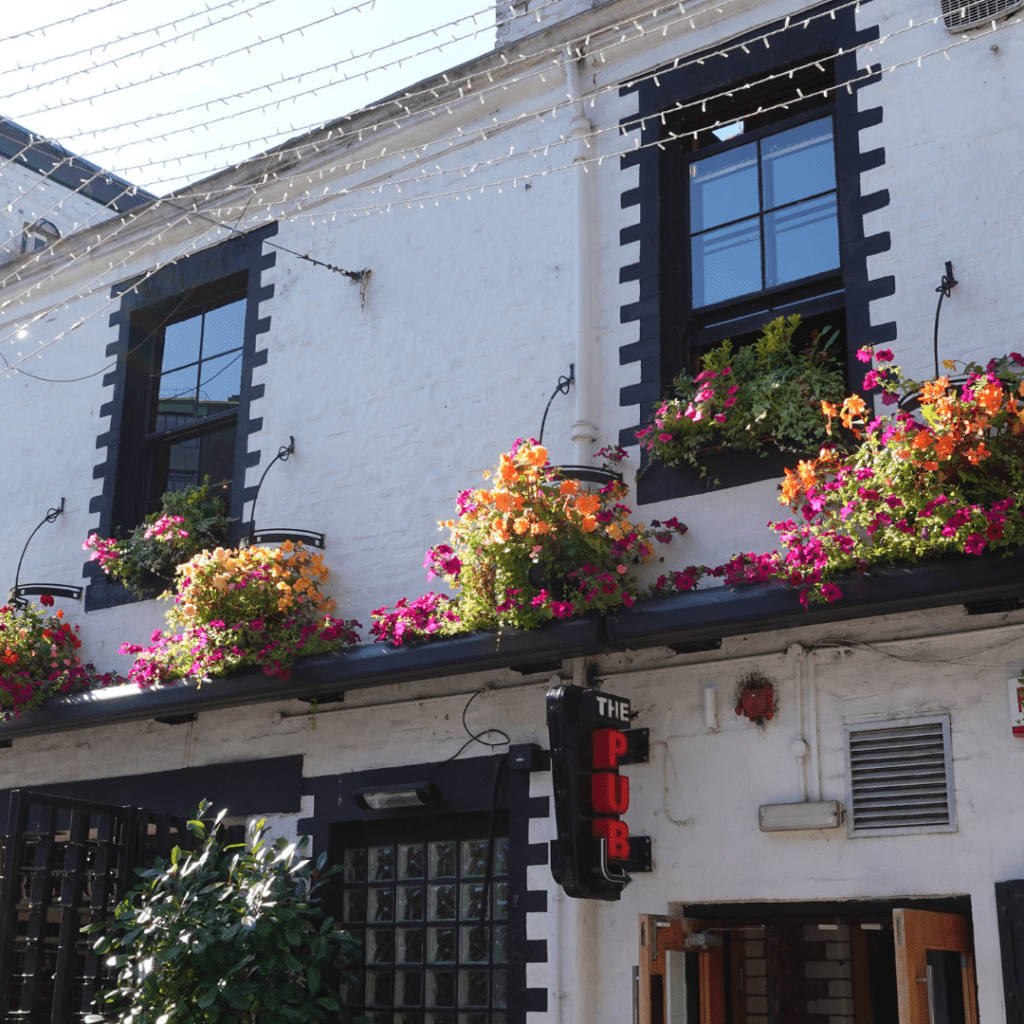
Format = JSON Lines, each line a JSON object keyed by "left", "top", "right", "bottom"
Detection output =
{"left": 689, "top": 114, "right": 839, "bottom": 310}
{"left": 143, "top": 291, "right": 246, "bottom": 515}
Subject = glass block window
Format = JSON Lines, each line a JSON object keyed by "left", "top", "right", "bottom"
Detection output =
{"left": 340, "top": 836, "right": 510, "bottom": 1024}
{"left": 689, "top": 115, "right": 839, "bottom": 309}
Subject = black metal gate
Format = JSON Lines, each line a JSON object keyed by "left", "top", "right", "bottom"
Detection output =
{"left": 0, "top": 791, "right": 193, "bottom": 1024}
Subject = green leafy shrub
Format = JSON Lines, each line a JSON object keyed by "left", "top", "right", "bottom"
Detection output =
{"left": 636, "top": 315, "right": 846, "bottom": 478}
{"left": 89, "top": 801, "right": 366, "bottom": 1024}
{"left": 84, "top": 481, "right": 233, "bottom": 596}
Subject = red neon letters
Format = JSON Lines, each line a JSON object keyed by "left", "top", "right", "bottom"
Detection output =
{"left": 590, "top": 727, "right": 630, "bottom": 859}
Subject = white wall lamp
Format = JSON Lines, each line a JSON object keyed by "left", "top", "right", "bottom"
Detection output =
{"left": 354, "top": 782, "right": 442, "bottom": 811}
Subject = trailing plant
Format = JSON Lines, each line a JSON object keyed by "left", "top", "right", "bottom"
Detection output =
{"left": 649, "top": 349, "right": 1024, "bottom": 607}
{"left": 636, "top": 315, "right": 846, "bottom": 478}
{"left": 89, "top": 800, "right": 367, "bottom": 1024}
{"left": 120, "top": 542, "right": 361, "bottom": 686}
{"left": 371, "top": 440, "right": 687, "bottom": 644}
{"left": 0, "top": 598, "right": 124, "bottom": 719}
{"left": 84, "top": 481, "right": 233, "bottom": 596}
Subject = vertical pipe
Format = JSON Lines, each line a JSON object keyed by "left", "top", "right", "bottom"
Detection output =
{"left": 564, "top": 51, "right": 598, "bottom": 462}
{"left": 789, "top": 643, "right": 808, "bottom": 801}
{"left": 807, "top": 651, "right": 822, "bottom": 801}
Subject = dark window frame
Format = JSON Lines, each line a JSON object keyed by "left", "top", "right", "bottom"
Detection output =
{"left": 87, "top": 223, "right": 277, "bottom": 611}
{"left": 618, "top": 0, "right": 894, "bottom": 503}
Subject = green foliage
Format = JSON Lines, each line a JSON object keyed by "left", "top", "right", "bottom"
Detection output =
{"left": 89, "top": 800, "right": 367, "bottom": 1024}
{"left": 84, "top": 481, "right": 233, "bottom": 596}
{"left": 636, "top": 315, "right": 846, "bottom": 479}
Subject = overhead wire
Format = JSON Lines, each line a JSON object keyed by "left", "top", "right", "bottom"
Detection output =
{"left": 0, "top": 5, "right": 999, "bottom": 378}
{"left": 0, "top": 0, "right": 133, "bottom": 44}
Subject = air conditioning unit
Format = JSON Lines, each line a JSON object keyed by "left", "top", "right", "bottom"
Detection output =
{"left": 941, "top": 0, "right": 1024, "bottom": 31}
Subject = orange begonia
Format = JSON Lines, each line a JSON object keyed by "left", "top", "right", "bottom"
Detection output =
{"left": 575, "top": 493, "right": 601, "bottom": 516}
{"left": 581, "top": 516, "right": 598, "bottom": 533}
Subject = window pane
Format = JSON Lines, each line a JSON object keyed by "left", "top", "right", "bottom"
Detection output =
{"left": 201, "top": 298, "right": 246, "bottom": 358}
{"left": 197, "top": 425, "right": 236, "bottom": 508}
{"left": 493, "top": 970, "right": 507, "bottom": 1009}
{"left": 689, "top": 141, "right": 758, "bottom": 233}
{"left": 761, "top": 117, "right": 836, "bottom": 210}
{"left": 370, "top": 847, "right": 396, "bottom": 882}
{"left": 197, "top": 350, "right": 242, "bottom": 411}
{"left": 691, "top": 217, "right": 761, "bottom": 308}
{"left": 400, "top": 845, "right": 426, "bottom": 880}
{"left": 460, "top": 841, "right": 488, "bottom": 878}
{"left": 429, "top": 842, "right": 457, "bottom": 878}
{"left": 162, "top": 314, "right": 202, "bottom": 373}
{"left": 458, "top": 971, "right": 488, "bottom": 1008}
{"left": 366, "top": 970, "right": 394, "bottom": 1008}
{"left": 397, "top": 928, "right": 424, "bottom": 964}
{"left": 428, "top": 927, "right": 456, "bottom": 964}
{"left": 344, "top": 848, "right": 367, "bottom": 883}
{"left": 158, "top": 366, "right": 199, "bottom": 417}
{"left": 764, "top": 193, "right": 840, "bottom": 288}
{"left": 344, "top": 889, "right": 367, "bottom": 923}
{"left": 368, "top": 929, "right": 395, "bottom": 964}
{"left": 460, "top": 884, "right": 485, "bottom": 921}
{"left": 395, "top": 971, "right": 424, "bottom": 1008}
{"left": 369, "top": 887, "right": 395, "bottom": 923}
{"left": 426, "top": 971, "right": 456, "bottom": 1008}
{"left": 459, "top": 925, "right": 488, "bottom": 964}
{"left": 428, "top": 885, "right": 456, "bottom": 921}
{"left": 399, "top": 886, "right": 425, "bottom": 922}
{"left": 493, "top": 838, "right": 508, "bottom": 877}
{"left": 494, "top": 925, "right": 507, "bottom": 964}
{"left": 149, "top": 436, "right": 200, "bottom": 508}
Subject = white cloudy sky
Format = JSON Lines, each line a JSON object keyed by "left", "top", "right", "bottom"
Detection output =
{"left": 0, "top": 0, "right": 495, "bottom": 195}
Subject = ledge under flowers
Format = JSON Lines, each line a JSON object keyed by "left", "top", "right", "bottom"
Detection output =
{"left": 1, "top": 548, "right": 1023, "bottom": 740}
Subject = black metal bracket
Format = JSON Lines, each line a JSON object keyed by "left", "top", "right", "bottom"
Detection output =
{"left": 619, "top": 728, "right": 649, "bottom": 766}
{"left": 8, "top": 499, "right": 83, "bottom": 609}
{"left": 619, "top": 835, "right": 652, "bottom": 873}
{"left": 550, "top": 465, "right": 623, "bottom": 488}
{"left": 243, "top": 438, "right": 326, "bottom": 550}
{"left": 154, "top": 713, "right": 198, "bottom": 726}
{"left": 508, "top": 743, "right": 551, "bottom": 772}
{"left": 933, "top": 260, "right": 958, "bottom": 378}
{"left": 537, "top": 364, "right": 575, "bottom": 445}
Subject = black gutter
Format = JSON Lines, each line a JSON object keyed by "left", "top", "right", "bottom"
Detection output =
{"left": 1, "top": 550, "right": 1023, "bottom": 739}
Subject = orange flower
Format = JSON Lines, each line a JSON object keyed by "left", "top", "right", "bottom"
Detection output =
{"left": 512, "top": 517, "right": 531, "bottom": 535}
{"left": 821, "top": 400, "right": 839, "bottom": 418}
{"left": 919, "top": 377, "right": 950, "bottom": 404}
{"left": 494, "top": 491, "right": 516, "bottom": 513}
{"left": 581, "top": 516, "right": 598, "bottom": 533}
{"left": 934, "top": 435, "right": 955, "bottom": 460}
{"left": 530, "top": 521, "right": 550, "bottom": 535}
{"left": 521, "top": 445, "right": 548, "bottom": 466}
{"left": 797, "top": 459, "right": 818, "bottom": 489}
{"left": 499, "top": 455, "right": 518, "bottom": 483}
{"left": 574, "top": 493, "right": 601, "bottom": 516}
{"left": 559, "top": 479, "right": 579, "bottom": 496}
{"left": 922, "top": 461, "right": 939, "bottom": 472}
{"left": 978, "top": 382, "right": 1003, "bottom": 415}
{"left": 1, "top": 647, "right": 16, "bottom": 666}
{"left": 780, "top": 468, "right": 801, "bottom": 505}
{"left": 967, "top": 442, "right": 991, "bottom": 465}
{"left": 910, "top": 431, "right": 932, "bottom": 450}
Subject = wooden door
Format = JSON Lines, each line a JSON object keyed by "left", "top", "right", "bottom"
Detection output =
{"left": 638, "top": 915, "right": 725, "bottom": 1024}
{"left": 893, "top": 908, "right": 979, "bottom": 1024}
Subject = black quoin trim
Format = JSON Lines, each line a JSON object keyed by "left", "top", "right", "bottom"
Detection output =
{"left": 86, "top": 223, "right": 278, "bottom": 611}
{"left": 616, "top": 0, "right": 892, "bottom": 503}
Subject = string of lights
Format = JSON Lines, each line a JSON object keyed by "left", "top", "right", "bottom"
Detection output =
{"left": 0, "top": 0, "right": 132, "bottom": 44}
{"left": 0, "top": 6, "right": 1003, "bottom": 378}
{"left": 0, "top": 4, "right": 970, "bottom": 314}
{"left": 0, "top": 0, "right": 284, "bottom": 95}
{"left": 12, "top": 0, "right": 542, "bottom": 135}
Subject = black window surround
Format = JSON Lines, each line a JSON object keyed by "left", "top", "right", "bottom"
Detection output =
{"left": 87, "top": 223, "right": 277, "bottom": 611}
{"left": 618, "top": 0, "right": 895, "bottom": 503}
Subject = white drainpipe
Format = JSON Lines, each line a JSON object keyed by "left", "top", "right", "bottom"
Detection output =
{"left": 564, "top": 50, "right": 599, "bottom": 463}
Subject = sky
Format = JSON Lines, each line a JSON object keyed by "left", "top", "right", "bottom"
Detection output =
{"left": 0, "top": 0, "right": 496, "bottom": 196}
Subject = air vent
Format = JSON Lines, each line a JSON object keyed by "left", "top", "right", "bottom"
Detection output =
{"left": 846, "top": 717, "right": 956, "bottom": 836}
{"left": 941, "top": 0, "right": 1024, "bottom": 31}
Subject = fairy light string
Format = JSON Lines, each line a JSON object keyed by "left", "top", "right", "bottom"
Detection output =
{"left": 0, "top": 6, "right": 1009, "bottom": 378}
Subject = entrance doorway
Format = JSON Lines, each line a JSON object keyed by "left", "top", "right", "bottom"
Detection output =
{"left": 637, "top": 900, "right": 978, "bottom": 1024}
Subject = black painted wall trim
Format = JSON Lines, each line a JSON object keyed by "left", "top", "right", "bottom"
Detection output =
{"left": 86, "top": 222, "right": 278, "bottom": 611}
{"left": 0, "top": 754, "right": 302, "bottom": 824}
{"left": 300, "top": 753, "right": 550, "bottom": 1023}
{"left": 615, "top": 0, "right": 893, "bottom": 504}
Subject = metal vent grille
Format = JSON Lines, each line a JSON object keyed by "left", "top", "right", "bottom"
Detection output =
{"left": 846, "top": 718, "right": 955, "bottom": 835}
{"left": 941, "top": 0, "right": 1024, "bottom": 30}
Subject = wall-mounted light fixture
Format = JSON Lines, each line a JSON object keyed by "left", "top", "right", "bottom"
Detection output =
{"left": 354, "top": 782, "right": 442, "bottom": 811}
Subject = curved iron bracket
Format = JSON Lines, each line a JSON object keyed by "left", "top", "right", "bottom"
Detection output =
{"left": 242, "top": 438, "right": 326, "bottom": 550}
{"left": 537, "top": 364, "right": 575, "bottom": 446}
{"left": 933, "top": 260, "right": 958, "bottom": 378}
{"left": 550, "top": 465, "right": 623, "bottom": 488}
{"left": 8, "top": 499, "right": 83, "bottom": 608}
